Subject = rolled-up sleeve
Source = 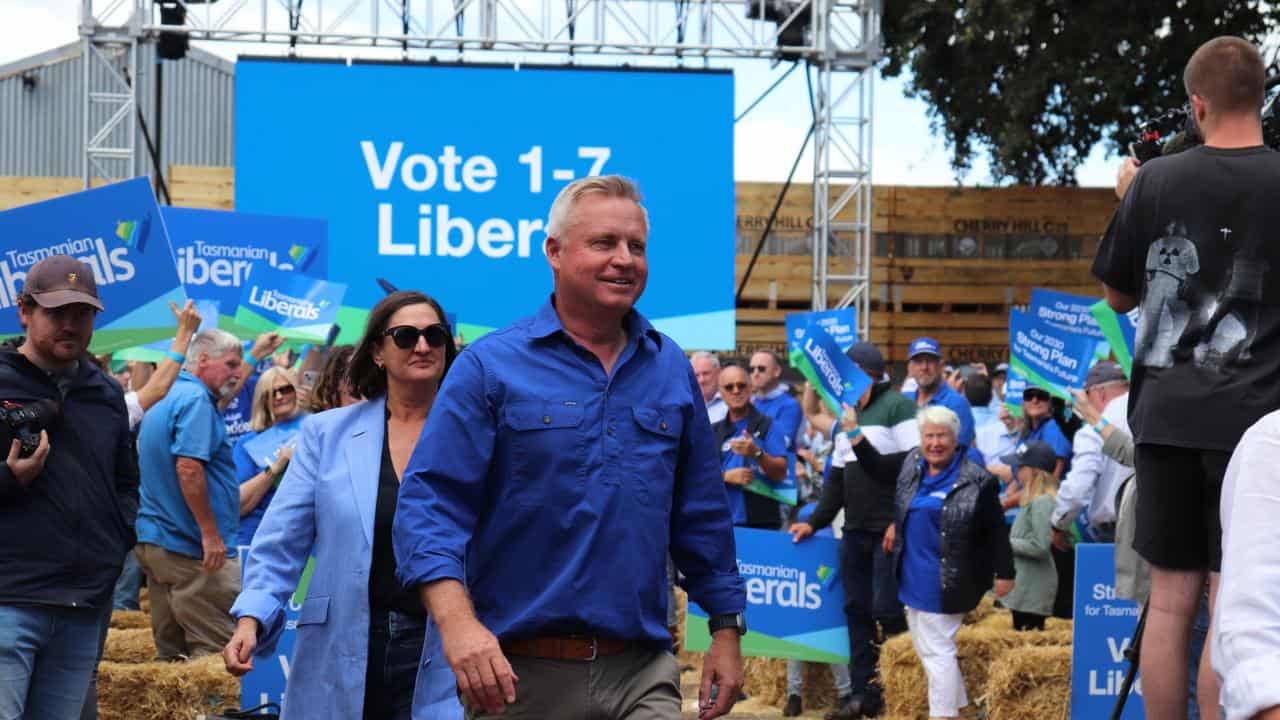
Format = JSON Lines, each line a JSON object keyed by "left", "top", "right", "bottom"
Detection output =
{"left": 394, "top": 350, "right": 497, "bottom": 589}
{"left": 1215, "top": 411, "right": 1280, "bottom": 720}
{"left": 669, "top": 368, "right": 746, "bottom": 616}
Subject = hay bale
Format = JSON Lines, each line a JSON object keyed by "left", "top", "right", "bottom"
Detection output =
{"left": 139, "top": 586, "right": 150, "bottom": 614}
{"left": 963, "top": 595, "right": 998, "bottom": 625}
{"left": 880, "top": 623, "right": 1073, "bottom": 720}
{"left": 984, "top": 645, "right": 1072, "bottom": 720}
{"left": 96, "top": 655, "right": 238, "bottom": 720}
{"left": 102, "top": 628, "right": 157, "bottom": 664}
{"left": 110, "top": 610, "right": 151, "bottom": 630}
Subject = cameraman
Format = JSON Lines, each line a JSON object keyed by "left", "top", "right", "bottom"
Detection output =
{"left": 1094, "top": 36, "right": 1280, "bottom": 720}
{"left": 0, "top": 256, "right": 138, "bottom": 719}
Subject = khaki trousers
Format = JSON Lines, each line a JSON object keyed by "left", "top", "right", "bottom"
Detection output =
{"left": 467, "top": 646, "right": 682, "bottom": 720}
{"left": 134, "top": 543, "right": 239, "bottom": 660}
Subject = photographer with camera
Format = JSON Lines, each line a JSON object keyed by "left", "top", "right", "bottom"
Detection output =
{"left": 0, "top": 256, "right": 139, "bottom": 719}
{"left": 1095, "top": 36, "right": 1280, "bottom": 720}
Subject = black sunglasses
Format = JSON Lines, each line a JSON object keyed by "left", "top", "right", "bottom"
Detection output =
{"left": 721, "top": 382, "right": 749, "bottom": 392}
{"left": 1024, "top": 389, "right": 1051, "bottom": 402}
{"left": 271, "top": 385, "right": 296, "bottom": 399}
{"left": 383, "top": 324, "right": 450, "bottom": 350}
{"left": 749, "top": 365, "right": 769, "bottom": 374}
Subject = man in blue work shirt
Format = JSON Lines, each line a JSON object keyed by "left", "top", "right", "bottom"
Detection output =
{"left": 712, "top": 364, "right": 789, "bottom": 528}
{"left": 134, "top": 328, "right": 245, "bottom": 661}
{"left": 749, "top": 350, "right": 803, "bottom": 452}
{"left": 394, "top": 175, "right": 747, "bottom": 720}
{"left": 903, "top": 337, "right": 977, "bottom": 449}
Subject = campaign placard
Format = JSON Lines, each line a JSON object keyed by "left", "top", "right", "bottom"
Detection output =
{"left": 1009, "top": 308, "right": 1099, "bottom": 400}
{"left": 234, "top": 266, "right": 347, "bottom": 343}
{"left": 114, "top": 298, "right": 221, "bottom": 364}
{"left": 236, "top": 60, "right": 735, "bottom": 349}
{"left": 241, "top": 416, "right": 306, "bottom": 470}
{"left": 789, "top": 318, "right": 873, "bottom": 417}
{"left": 785, "top": 309, "right": 858, "bottom": 354}
{"left": 1003, "top": 368, "right": 1029, "bottom": 417}
{"left": 162, "top": 207, "right": 328, "bottom": 337}
{"left": 745, "top": 472, "right": 798, "bottom": 507}
{"left": 686, "top": 528, "right": 848, "bottom": 663}
{"left": 1091, "top": 300, "right": 1139, "bottom": 378}
{"left": 0, "top": 178, "right": 186, "bottom": 353}
{"left": 1071, "top": 544, "right": 1145, "bottom": 719}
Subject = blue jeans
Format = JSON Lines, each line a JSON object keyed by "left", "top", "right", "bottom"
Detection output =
{"left": 79, "top": 603, "right": 115, "bottom": 720}
{"left": 0, "top": 604, "right": 104, "bottom": 720}
{"left": 363, "top": 609, "right": 427, "bottom": 720}
{"left": 111, "top": 552, "right": 143, "bottom": 611}
{"left": 842, "top": 529, "right": 907, "bottom": 701}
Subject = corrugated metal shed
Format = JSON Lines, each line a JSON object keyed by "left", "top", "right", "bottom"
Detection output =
{"left": 0, "top": 41, "right": 234, "bottom": 177}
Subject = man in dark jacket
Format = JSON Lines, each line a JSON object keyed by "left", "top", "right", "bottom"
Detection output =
{"left": 792, "top": 342, "right": 917, "bottom": 719}
{"left": 0, "top": 255, "right": 138, "bottom": 719}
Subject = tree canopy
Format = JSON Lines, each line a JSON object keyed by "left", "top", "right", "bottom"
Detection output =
{"left": 881, "top": 1, "right": 1280, "bottom": 185}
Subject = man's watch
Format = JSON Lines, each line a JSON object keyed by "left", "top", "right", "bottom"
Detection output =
{"left": 752, "top": 446, "right": 764, "bottom": 459}
{"left": 708, "top": 612, "right": 747, "bottom": 636}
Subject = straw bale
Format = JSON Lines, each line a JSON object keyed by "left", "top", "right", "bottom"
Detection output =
{"left": 880, "top": 623, "right": 1072, "bottom": 720}
{"left": 963, "top": 595, "right": 998, "bottom": 625}
{"left": 984, "top": 645, "right": 1072, "bottom": 720}
{"left": 110, "top": 610, "right": 151, "bottom": 630}
{"left": 96, "top": 655, "right": 239, "bottom": 720}
{"left": 102, "top": 628, "right": 157, "bottom": 664}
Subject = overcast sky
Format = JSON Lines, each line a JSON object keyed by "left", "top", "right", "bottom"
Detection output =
{"left": 2, "top": 0, "right": 1117, "bottom": 187}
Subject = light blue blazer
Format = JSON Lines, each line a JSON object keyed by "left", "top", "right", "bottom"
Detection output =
{"left": 230, "top": 397, "right": 462, "bottom": 719}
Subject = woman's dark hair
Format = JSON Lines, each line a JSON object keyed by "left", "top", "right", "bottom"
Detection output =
{"left": 310, "top": 344, "right": 357, "bottom": 412}
{"left": 347, "top": 291, "right": 457, "bottom": 399}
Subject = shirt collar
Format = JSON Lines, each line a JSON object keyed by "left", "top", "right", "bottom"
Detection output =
{"left": 528, "top": 295, "right": 662, "bottom": 350}
{"left": 178, "top": 368, "right": 219, "bottom": 402}
{"left": 761, "top": 384, "right": 789, "bottom": 400}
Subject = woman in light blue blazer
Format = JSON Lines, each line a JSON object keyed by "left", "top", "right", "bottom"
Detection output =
{"left": 223, "top": 291, "right": 463, "bottom": 720}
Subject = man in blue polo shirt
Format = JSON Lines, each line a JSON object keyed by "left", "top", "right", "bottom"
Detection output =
{"left": 134, "top": 328, "right": 244, "bottom": 661}
{"left": 903, "top": 337, "right": 977, "bottom": 449}
{"left": 394, "top": 176, "right": 746, "bottom": 720}
{"left": 712, "top": 364, "right": 789, "bottom": 528}
{"left": 749, "top": 350, "right": 803, "bottom": 453}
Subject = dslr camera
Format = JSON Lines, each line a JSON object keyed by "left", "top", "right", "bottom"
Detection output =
{"left": 0, "top": 400, "right": 59, "bottom": 458}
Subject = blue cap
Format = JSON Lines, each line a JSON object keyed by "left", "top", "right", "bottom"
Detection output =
{"left": 908, "top": 336, "right": 941, "bottom": 359}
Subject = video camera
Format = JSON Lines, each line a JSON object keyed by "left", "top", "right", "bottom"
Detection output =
{"left": 1131, "top": 81, "right": 1280, "bottom": 162}
{"left": 0, "top": 400, "right": 59, "bottom": 458}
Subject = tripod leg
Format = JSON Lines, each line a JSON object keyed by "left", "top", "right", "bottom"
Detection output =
{"left": 1109, "top": 601, "right": 1150, "bottom": 720}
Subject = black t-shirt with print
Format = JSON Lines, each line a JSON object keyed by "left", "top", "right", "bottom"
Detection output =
{"left": 1093, "top": 144, "right": 1280, "bottom": 452}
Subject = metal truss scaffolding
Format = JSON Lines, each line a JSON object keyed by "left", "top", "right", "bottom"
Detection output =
{"left": 79, "top": 0, "right": 880, "bottom": 334}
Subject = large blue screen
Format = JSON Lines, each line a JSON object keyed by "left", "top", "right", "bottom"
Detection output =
{"left": 235, "top": 59, "right": 735, "bottom": 348}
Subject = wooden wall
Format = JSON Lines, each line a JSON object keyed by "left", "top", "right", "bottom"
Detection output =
{"left": 0, "top": 169, "right": 1117, "bottom": 364}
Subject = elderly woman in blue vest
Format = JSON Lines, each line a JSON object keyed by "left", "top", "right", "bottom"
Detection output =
{"left": 844, "top": 405, "right": 1013, "bottom": 720}
{"left": 222, "top": 291, "right": 463, "bottom": 720}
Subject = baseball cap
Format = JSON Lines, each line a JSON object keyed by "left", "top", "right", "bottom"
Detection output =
{"left": 908, "top": 337, "right": 941, "bottom": 359}
{"left": 846, "top": 342, "right": 886, "bottom": 376}
{"left": 1001, "top": 440, "right": 1058, "bottom": 473}
{"left": 993, "top": 363, "right": 1009, "bottom": 376}
{"left": 22, "top": 255, "right": 104, "bottom": 311}
{"left": 1023, "top": 383, "right": 1052, "bottom": 401}
{"left": 1084, "top": 361, "right": 1126, "bottom": 389}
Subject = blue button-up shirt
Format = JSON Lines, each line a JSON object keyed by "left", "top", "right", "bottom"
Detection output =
{"left": 904, "top": 383, "right": 977, "bottom": 449}
{"left": 394, "top": 299, "right": 746, "bottom": 645}
{"left": 753, "top": 386, "right": 803, "bottom": 452}
{"left": 136, "top": 370, "right": 239, "bottom": 560}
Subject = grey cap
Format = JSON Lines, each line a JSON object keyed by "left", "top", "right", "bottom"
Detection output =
{"left": 1084, "top": 361, "right": 1127, "bottom": 389}
{"left": 846, "top": 342, "right": 886, "bottom": 376}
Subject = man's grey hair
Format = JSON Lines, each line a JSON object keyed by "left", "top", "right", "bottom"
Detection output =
{"left": 690, "top": 351, "right": 720, "bottom": 369}
{"left": 184, "top": 329, "right": 243, "bottom": 370}
{"left": 545, "top": 175, "right": 649, "bottom": 238}
{"left": 917, "top": 405, "right": 961, "bottom": 439}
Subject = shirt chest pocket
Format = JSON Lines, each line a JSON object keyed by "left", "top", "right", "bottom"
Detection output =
{"left": 627, "top": 406, "right": 683, "bottom": 508}
{"left": 502, "top": 401, "right": 586, "bottom": 491}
